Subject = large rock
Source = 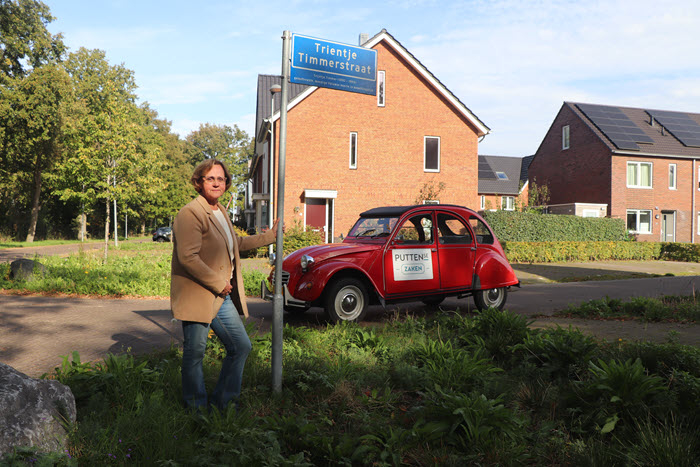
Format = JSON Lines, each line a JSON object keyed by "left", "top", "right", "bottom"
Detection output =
{"left": 10, "top": 258, "right": 47, "bottom": 281}
{"left": 0, "top": 363, "right": 76, "bottom": 458}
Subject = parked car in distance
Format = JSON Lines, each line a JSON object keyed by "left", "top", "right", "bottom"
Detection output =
{"left": 262, "top": 204, "right": 520, "bottom": 322}
{"left": 152, "top": 227, "right": 172, "bottom": 242}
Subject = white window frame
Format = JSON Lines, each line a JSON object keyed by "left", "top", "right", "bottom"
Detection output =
{"left": 627, "top": 161, "right": 653, "bottom": 188}
{"left": 377, "top": 70, "right": 385, "bottom": 107}
{"left": 424, "top": 136, "right": 440, "bottom": 173}
{"left": 627, "top": 209, "right": 652, "bottom": 234}
{"left": 501, "top": 196, "right": 515, "bottom": 211}
{"left": 349, "top": 132, "right": 357, "bottom": 169}
{"left": 562, "top": 125, "right": 570, "bottom": 150}
{"left": 480, "top": 195, "right": 485, "bottom": 210}
{"left": 697, "top": 212, "right": 700, "bottom": 235}
{"left": 669, "top": 163, "right": 677, "bottom": 189}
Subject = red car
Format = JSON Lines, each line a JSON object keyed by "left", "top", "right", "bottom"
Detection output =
{"left": 262, "top": 204, "right": 520, "bottom": 322}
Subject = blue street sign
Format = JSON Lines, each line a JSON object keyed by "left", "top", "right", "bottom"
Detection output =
{"left": 290, "top": 33, "right": 377, "bottom": 95}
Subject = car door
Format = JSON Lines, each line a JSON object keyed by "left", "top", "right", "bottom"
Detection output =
{"left": 435, "top": 211, "right": 475, "bottom": 290}
{"left": 383, "top": 211, "right": 441, "bottom": 296}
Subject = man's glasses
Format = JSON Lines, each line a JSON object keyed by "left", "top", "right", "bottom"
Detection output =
{"left": 203, "top": 176, "right": 226, "bottom": 184}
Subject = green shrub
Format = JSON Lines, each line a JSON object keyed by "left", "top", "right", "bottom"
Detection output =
{"left": 513, "top": 326, "right": 599, "bottom": 379}
{"left": 283, "top": 221, "right": 324, "bottom": 255}
{"left": 482, "top": 210, "right": 629, "bottom": 242}
{"left": 659, "top": 242, "right": 700, "bottom": 262}
{"left": 503, "top": 240, "right": 661, "bottom": 262}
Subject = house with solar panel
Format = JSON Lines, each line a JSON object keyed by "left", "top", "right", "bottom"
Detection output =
{"left": 528, "top": 102, "right": 700, "bottom": 242}
{"left": 245, "top": 30, "right": 490, "bottom": 242}
{"left": 478, "top": 155, "right": 533, "bottom": 211}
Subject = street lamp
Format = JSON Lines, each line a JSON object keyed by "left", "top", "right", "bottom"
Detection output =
{"left": 269, "top": 84, "right": 281, "bottom": 256}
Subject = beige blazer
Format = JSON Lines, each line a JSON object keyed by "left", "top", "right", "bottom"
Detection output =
{"left": 170, "top": 195, "right": 275, "bottom": 323}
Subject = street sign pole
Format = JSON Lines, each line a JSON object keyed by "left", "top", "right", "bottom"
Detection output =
{"left": 271, "top": 30, "right": 291, "bottom": 394}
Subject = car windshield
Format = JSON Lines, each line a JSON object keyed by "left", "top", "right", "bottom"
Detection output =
{"left": 347, "top": 216, "right": 398, "bottom": 238}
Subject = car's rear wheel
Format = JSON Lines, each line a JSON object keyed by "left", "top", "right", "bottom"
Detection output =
{"left": 324, "top": 277, "right": 369, "bottom": 323}
{"left": 474, "top": 287, "right": 508, "bottom": 311}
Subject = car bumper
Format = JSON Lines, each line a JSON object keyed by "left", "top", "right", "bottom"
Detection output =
{"left": 260, "top": 280, "right": 310, "bottom": 308}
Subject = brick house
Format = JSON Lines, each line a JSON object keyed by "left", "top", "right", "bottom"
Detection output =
{"left": 245, "top": 29, "right": 489, "bottom": 242}
{"left": 478, "top": 155, "right": 533, "bottom": 211}
{"left": 528, "top": 102, "right": 700, "bottom": 242}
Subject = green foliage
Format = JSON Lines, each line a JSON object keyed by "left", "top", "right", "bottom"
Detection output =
{"left": 659, "top": 241, "right": 700, "bottom": 262}
{"left": 513, "top": 325, "right": 598, "bottom": 379}
{"left": 503, "top": 240, "right": 661, "bottom": 262}
{"left": 483, "top": 210, "right": 629, "bottom": 242}
{"left": 19, "top": 307, "right": 700, "bottom": 466}
{"left": 466, "top": 307, "right": 531, "bottom": 359}
{"left": 559, "top": 294, "right": 700, "bottom": 323}
{"left": 580, "top": 358, "right": 667, "bottom": 433}
{"left": 283, "top": 221, "right": 325, "bottom": 255}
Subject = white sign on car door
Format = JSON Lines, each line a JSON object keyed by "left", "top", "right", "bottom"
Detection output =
{"left": 392, "top": 248, "right": 434, "bottom": 281}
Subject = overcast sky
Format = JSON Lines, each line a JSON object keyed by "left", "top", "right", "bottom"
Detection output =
{"left": 46, "top": 0, "right": 700, "bottom": 157}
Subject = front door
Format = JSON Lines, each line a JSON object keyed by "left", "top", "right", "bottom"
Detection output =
{"left": 436, "top": 211, "right": 475, "bottom": 290}
{"left": 384, "top": 212, "right": 440, "bottom": 296}
{"left": 661, "top": 211, "right": 675, "bottom": 242}
{"left": 306, "top": 198, "right": 327, "bottom": 242}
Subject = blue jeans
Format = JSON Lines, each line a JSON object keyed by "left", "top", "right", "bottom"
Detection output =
{"left": 181, "top": 296, "right": 252, "bottom": 410}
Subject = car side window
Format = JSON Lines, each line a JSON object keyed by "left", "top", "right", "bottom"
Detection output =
{"left": 395, "top": 214, "right": 433, "bottom": 244}
{"left": 437, "top": 213, "right": 472, "bottom": 244}
{"left": 469, "top": 216, "right": 494, "bottom": 245}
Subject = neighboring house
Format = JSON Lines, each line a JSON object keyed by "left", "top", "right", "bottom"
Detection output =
{"left": 245, "top": 29, "right": 489, "bottom": 242}
{"left": 478, "top": 155, "right": 533, "bottom": 211}
{"left": 529, "top": 102, "right": 700, "bottom": 242}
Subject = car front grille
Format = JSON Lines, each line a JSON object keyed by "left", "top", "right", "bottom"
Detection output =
{"left": 271, "top": 270, "right": 290, "bottom": 288}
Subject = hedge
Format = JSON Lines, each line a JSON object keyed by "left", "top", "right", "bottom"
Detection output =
{"left": 503, "top": 241, "right": 700, "bottom": 263}
{"left": 482, "top": 211, "right": 629, "bottom": 242}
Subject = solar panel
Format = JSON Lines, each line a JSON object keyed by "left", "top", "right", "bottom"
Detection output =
{"left": 576, "top": 103, "right": 654, "bottom": 151}
{"left": 646, "top": 109, "right": 700, "bottom": 148}
{"left": 478, "top": 159, "right": 497, "bottom": 180}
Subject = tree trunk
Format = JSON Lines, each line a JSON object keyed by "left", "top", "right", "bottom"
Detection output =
{"left": 104, "top": 176, "right": 110, "bottom": 263}
{"left": 80, "top": 211, "right": 86, "bottom": 241}
{"left": 25, "top": 162, "right": 43, "bottom": 243}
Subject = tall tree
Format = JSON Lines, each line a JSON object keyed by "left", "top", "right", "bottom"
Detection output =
{"left": 0, "top": 65, "right": 72, "bottom": 241}
{"left": 56, "top": 48, "right": 162, "bottom": 258}
{"left": 0, "top": 0, "right": 65, "bottom": 80}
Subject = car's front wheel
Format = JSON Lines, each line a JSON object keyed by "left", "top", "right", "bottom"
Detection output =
{"left": 324, "top": 277, "right": 369, "bottom": 323}
{"left": 474, "top": 287, "right": 508, "bottom": 311}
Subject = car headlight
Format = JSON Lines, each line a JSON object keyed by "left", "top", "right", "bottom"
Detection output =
{"left": 300, "top": 254, "right": 314, "bottom": 272}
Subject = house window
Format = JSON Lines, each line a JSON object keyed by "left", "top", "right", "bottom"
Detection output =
{"left": 562, "top": 125, "right": 570, "bottom": 150}
{"left": 627, "top": 209, "right": 652, "bottom": 234}
{"left": 669, "top": 164, "right": 677, "bottom": 189}
{"left": 480, "top": 195, "right": 485, "bottom": 210}
{"left": 627, "top": 161, "right": 652, "bottom": 188}
{"left": 349, "top": 132, "right": 357, "bottom": 169}
{"left": 501, "top": 196, "right": 515, "bottom": 211}
{"left": 377, "top": 71, "right": 385, "bottom": 107}
{"left": 496, "top": 171, "right": 508, "bottom": 180}
{"left": 424, "top": 136, "right": 440, "bottom": 172}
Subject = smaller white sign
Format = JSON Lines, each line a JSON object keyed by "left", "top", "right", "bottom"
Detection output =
{"left": 392, "top": 248, "right": 433, "bottom": 281}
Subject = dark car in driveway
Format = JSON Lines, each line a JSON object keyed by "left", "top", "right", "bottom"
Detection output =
{"left": 262, "top": 204, "right": 520, "bottom": 322}
{"left": 152, "top": 227, "right": 172, "bottom": 242}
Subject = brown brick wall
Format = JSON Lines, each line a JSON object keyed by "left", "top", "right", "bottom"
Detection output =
{"left": 612, "top": 156, "right": 696, "bottom": 242}
{"left": 529, "top": 104, "right": 613, "bottom": 211}
{"left": 272, "top": 41, "right": 482, "bottom": 237}
{"left": 529, "top": 103, "right": 699, "bottom": 243}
